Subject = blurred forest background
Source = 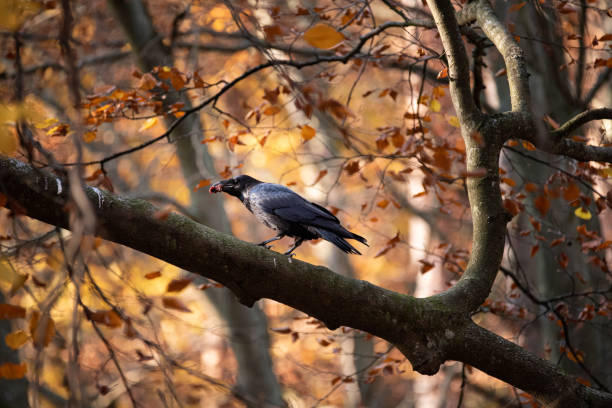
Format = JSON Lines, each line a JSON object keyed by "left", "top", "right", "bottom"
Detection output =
{"left": 0, "top": 0, "right": 610, "bottom": 407}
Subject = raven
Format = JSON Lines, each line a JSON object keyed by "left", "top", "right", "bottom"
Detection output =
{"left": 209, "top": 175, "right": 368, "bottom": 256}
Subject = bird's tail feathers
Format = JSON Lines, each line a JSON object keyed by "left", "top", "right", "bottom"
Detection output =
{"left": 350, "top": 232, "right": 368, "bottom": 247}
{"left": 315, "top": 228, "right": 362, "bottom": 255}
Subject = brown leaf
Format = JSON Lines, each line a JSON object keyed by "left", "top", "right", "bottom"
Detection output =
{"left": 563, "top": 182, "right": 580, "bottom": 202}
{"left": 88, "top": 310, "right": 123, "bottom": 328}
{"left": 29, "top": 311, "right": 55, "bottom": 348}
{"left": 166, "top": 278, "right": 192, "bottom": 293}
{"left": 312, "top": 170, "right": 327, "bottom": 185}
{"left": 509, "top": 2, "right": 526, "bottom": 12}
{"left": 344, "top": 161, "right": 360, "bottom": 175}
{"left": 0, "top": 304, "right": 26, "bottom": 319}
{"left": 162, "top": 297, "right": 192, "bottom": 313}
{"left": 145, "top": 271, "right": 162, "bottom": 280}
{"left": 270, "top": 326, "right": 292, "bottom": 334}
{"left": 419, "top": 260, "right": 434, "bottom": 274}
{"left": 377, "top": 199, "right": 389, "bottom": 209}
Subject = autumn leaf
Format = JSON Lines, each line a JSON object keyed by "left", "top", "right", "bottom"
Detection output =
{"left": 0, "top": 304, "right": 26, "bottom": 319}
{"left": 263, "top": 106, "right": 281, "bottom": 116}
{"left": 5, "top": 330, "right": 28, "bottom": 350}
{"left": 419, "top": 260, "right": 434, "bottom": 274}
{"left": 303, "top": 23, "right": 345, "bottom": 49}
{"left": 436, "top": 67, "right": 448, "bottom": 79}
{"left": 563, "top": 182, "right": 580, "bottom": 202}
{"left": 311, "top": 170, "right": 327, "bottom": 185}
{"left": 522, "top": 141, "right": 536, "bottom": 151}
{"left": 530, "top": 245, "right": 540, "bottom": 257}
{"left": 139, "top": 117, "right": 158, "bottom": 132}
{"left": 509, "top": 2, "right": 526, "bottom": 12}
{"left": 29, "top": 311, "right": 55, "bottom": 348}
{"left": 145, "top": 271, "right": 162, "bottom": 279}
{"left": 429, "top": 99, "right": 441, "bottom": 112}
{"left": 87, "top": 310, "right": 123, "bottom": 328}
{"left": 0, "top": 362, "right": 27, "bottom": 379}
{"left": 534, "top": 195, "right": 550, "bottom": 216}
{"left": 301, "top": 124, "right": 316, "bottom": 141}
{"left": 162, "top": 297, "right": 192, "bottom": 313}
{"left": 574, "top": 207, "right": 592, "bottom": 220}
{"left": 166, "top": 277, "right": 192, "bottom": 293}
{"left": 271, "top": 326, "right": 292, "bottom": 334}
{"left": 448, "top": 116, "right": 460, "bottom": 127}
{"left": 377, "top": 199, "right": 389, "bottom": 209}
{"left": 344, "top": 161, "right": 360, "bottom": 175}
{"left": 194, "top": 179, "right": 211, "bottom": 192}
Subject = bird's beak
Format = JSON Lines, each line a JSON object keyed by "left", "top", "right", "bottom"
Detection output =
{"left": 209, "top": 181, "right": 224, "bottom": 194}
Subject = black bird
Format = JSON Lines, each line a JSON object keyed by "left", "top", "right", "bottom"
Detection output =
{"left": 209, "top": 175, "right": 368, "bottom": 256}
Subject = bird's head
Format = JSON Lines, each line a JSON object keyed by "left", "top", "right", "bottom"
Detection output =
{"left": 209, "top": 175, "right": 261, "bottom": 198}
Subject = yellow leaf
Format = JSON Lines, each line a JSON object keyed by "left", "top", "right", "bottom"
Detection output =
{"left": 301, "top": 124, "right": 316, "bottom": 141}
{"left": 139, "top": 117, "right": 158, "bottom": 132}
{"left": 34, "top": 118, "right": 58, "bottom": 129}
{"left": 83, "top": 131, "right": 96, "bottom": 143}
{"left": 574, "top": 207, "right": 592, "bottom": 220}
{"left": 5, "top": 330, "right": 28, "bottom": 350}
{"left": 303, "top": 23, "right": 345, "bottom": 49}
{"left": 448, "top": 116, "right": 460, "bottom": 127}
{"left": 430, "top": 99, "right": 441, "bottom": 112}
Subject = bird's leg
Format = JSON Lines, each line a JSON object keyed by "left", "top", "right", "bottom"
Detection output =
{"left": 284, "top": 238, "right": 304, "bottom": 257}
{"left": 257, "top": 234, "right": 285, "bottom": 249}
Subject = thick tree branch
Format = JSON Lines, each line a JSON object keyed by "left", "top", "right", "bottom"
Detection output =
{"left": 470, "top": 0, "right": 531, "bottom": 112}
{"left": 425, "top": 0, "right": 481, "bottom": 126}
{"left": 2, "top": 156, "right": 611, "bottom": 407}
{"left": 551, "top": 108, "right": 612, "bottom": 140}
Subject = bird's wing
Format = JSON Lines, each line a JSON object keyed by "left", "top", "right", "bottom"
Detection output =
{"left": 252, "top": 184, "right": 340, "bottom": 226}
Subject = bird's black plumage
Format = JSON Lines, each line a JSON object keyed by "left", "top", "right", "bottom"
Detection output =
{"left": 209, "top": 175, "right": 368, "bottom": 256}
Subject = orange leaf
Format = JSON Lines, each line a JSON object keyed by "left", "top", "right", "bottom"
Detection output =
{"left": 166, "top": 278, "right": 192, "bottom": 293}
{"left": 522, "top": 141, "right": 537, "bottom": 151}
{"left": 534, "top": 195, "right": 550, "bottom": 216}
{"left": 503, "top": 199, "right": 520, "bottom": 216}
{"left": 301, "top": 124, "right": 316, "bottom": 141}
{"left": 0, "top": 362, "right": 27, "bottom": 379}
{"left": 263, "top": 106, "right": 281, "bottom": 116}
{"left": 162, "top": 297, "right": 192, "bottom": 313}
{"left": 436, "top": 67, "right": 448, "bottom": 79}
{"left": 377, "top": 199, "right": 389, "bottom": 209}
{"left": 194, "top": 179, "right": 211, "bottom": 192}
{"left": 524, "top": 182, "right": 538, "bottom": 193}
{"left": 563, "top": 182, "right": 580, "bottom": 202}
{"left": 501, "top": 177, "right": 516, "bottom": 187}
{"left": 550, "top": 237, "right": 565, "bottom": 247}
{"left": 509, "top": 2, "right": 526, "bottom": 12}
{"left": 303, "top": 23, "right": 345, "bottom": 49}
{"left": 530, "top": 245, "right": 540, "bottom": 257}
